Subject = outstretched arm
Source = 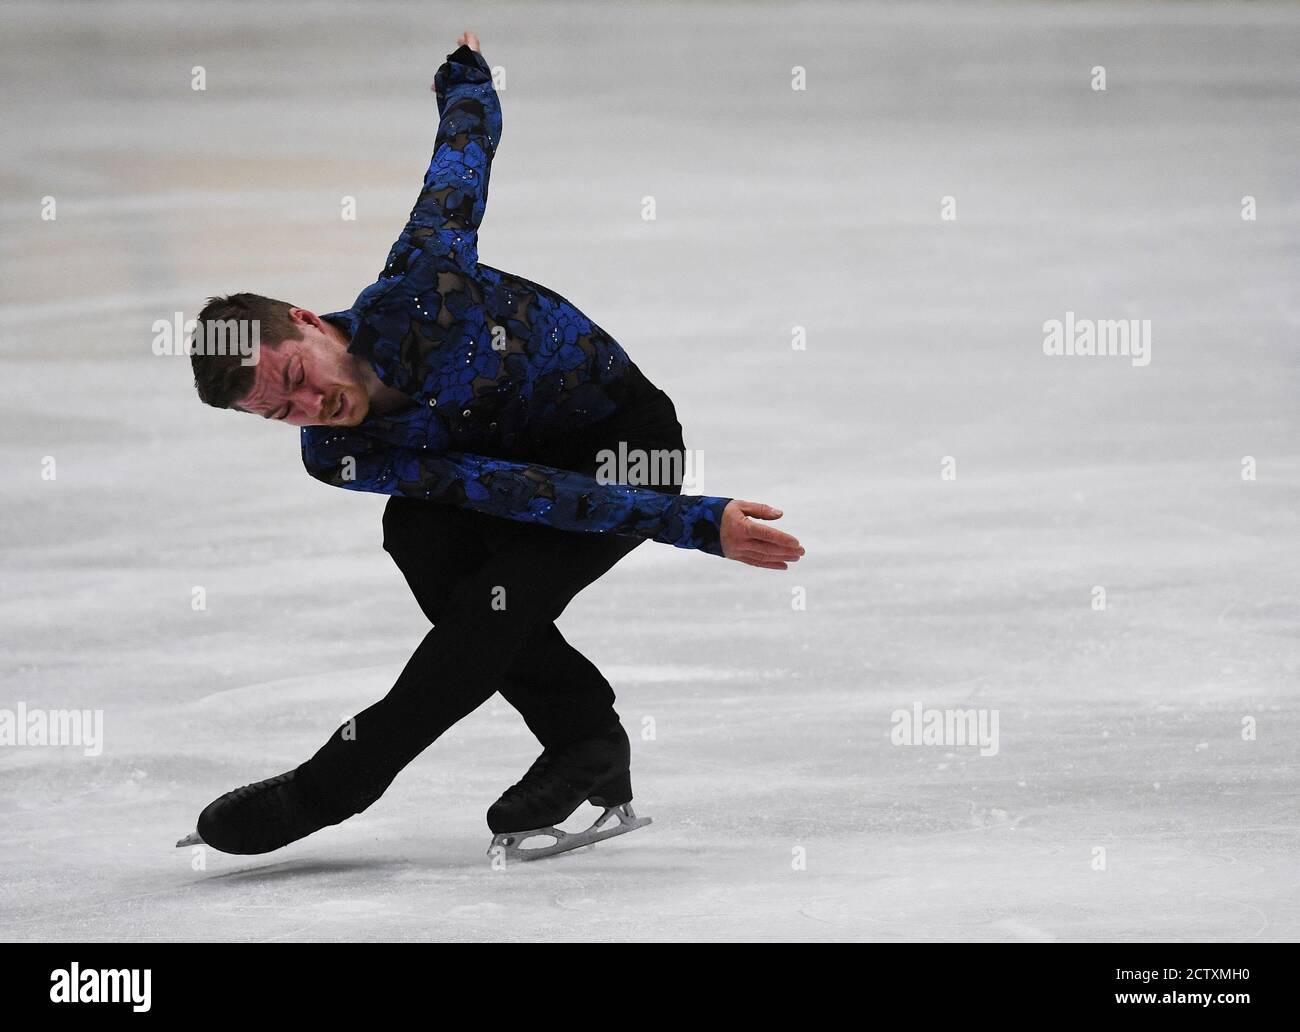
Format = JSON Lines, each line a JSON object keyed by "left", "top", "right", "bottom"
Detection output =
{"left": 305, "top": 439, "right": 734, "bottom": 556}
{"left": 304, "top": 432, "right": 805, "bottom": 566}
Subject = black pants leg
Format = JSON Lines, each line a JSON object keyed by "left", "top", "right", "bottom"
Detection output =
{"left": 300, "top": 509, "right": 645, "bottom": 818}
{"left": 381, "top": 498, "right": 628, "bottom": 749}
{"left": 299, "top": 375, "right": 687, "bottom": 820}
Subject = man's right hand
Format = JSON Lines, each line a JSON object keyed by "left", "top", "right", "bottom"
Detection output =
{"left": 719, "top": 500, "right": 805, "bottom": 569}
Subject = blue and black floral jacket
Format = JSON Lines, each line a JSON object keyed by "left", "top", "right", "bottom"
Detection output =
{"left": 302, "top": 44, "right": 731, "bottom": 555}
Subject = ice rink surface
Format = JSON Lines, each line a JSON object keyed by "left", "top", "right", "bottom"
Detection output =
{"left": 1, "top": 1, "right": 1298, "bottom": 941}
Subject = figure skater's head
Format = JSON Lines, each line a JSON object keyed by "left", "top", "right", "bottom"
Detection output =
{"left": 190, "top": 293, "right": 370, "bottom": 427}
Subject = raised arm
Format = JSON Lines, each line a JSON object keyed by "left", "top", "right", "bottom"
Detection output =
{"left": 411, "top": 39, "right": 502, "bottom": 236}
{"left": 303, "top": 436, "right": 732, "bottom": 556}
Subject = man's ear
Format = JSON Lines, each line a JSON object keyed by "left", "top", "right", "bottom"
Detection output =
{"left": 289, "top": 307, "right": 324, "bottom": 332}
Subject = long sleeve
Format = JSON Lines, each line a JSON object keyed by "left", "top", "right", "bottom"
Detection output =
{"left": 303, "top": 435, "right": 732, "bottom": 556}
{"left": 374, "top": 45, "right": 501, "bottom": 283}
{"left": 412, "top": 44, "right": 502, "bottom": 235}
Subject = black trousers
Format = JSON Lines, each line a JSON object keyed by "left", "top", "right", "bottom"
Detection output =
{"left": 300, "top": 364, "right": 686, "bottom": 819}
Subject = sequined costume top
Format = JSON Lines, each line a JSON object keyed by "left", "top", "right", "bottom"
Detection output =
{"left": 301, "top": 44, "right": 731, "bottom": 556}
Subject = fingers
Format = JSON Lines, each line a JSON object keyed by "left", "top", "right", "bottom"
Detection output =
{"left": 746, "top": 521, "right": 802, "bottom": 553}
{"left": 733, "top": 498, "right": 802, "bottom": 551}
{"left": 735, "top": 542, "right": 801, "bottom": 564}
{"left": 735, "top": 499, "right": 783, "bottom": 520}
{"left": 740, "top": 519, "right": 803, "bottom": 560}
{"left": 735, "top": 554, "right": 789, "bottom": 570}
{"left": 739, "top": 549, "right": 801, "bottom": 565}
{"left": 733, "top": 536, "right": 801, "bottom": 562}
{"left": 719, "top": 497, "right": 806, "bottom": 568}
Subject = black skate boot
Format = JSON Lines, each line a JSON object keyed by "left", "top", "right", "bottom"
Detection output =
{"left": 176, "top": 765, "right": 346, "bottom": 855}
{"left": 486, "top": 723, "right": 651, "bottom": 862}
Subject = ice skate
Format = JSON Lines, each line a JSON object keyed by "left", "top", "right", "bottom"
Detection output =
{"left": 488, "top": 801, "right": 651, "bottom": 862}
{"left": 485, "top": 724, "right": 651, "bottom": 862}
{"left": 175, "top": 766, "right": 343, "bottom": 855}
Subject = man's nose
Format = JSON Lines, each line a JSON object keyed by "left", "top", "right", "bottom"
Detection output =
{"left": 304, "top": 386, "right": 326, "bottom": 420}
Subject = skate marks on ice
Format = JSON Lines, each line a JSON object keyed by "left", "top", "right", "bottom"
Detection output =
{"left": 4, "top": 0, "right": 1300, "bottom": 942}
{"left": 175, "top": 664, "right": 713, "bottom": 862}
{"left": 188, "top": 663, "right": 779, "bottom": 722}
{"left": 178, "top": 859, "right": 447, "bottom": 945}
{"left": 21, "top": 657, "right": 1291, "bottom": 942}
{"left": 189, "top": 665, "right": 400, "bottom": 720}
{"left": 632, "top": 835, "right": 1279, "bottom": 943}
{"left": 169, "top": 662, "right": 715, "bottom": 864}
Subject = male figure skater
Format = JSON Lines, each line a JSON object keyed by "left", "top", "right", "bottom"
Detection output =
{"left": 184, "top": 31, "right": 803, "bottom": 860}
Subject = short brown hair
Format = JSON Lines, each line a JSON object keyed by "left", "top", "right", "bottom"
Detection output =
{"left": 190, "top": 293, "right": 302, "bottom": 409}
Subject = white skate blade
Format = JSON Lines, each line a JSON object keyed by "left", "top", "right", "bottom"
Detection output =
{"left": 175, "top": 830, "right": 204, "bottom": 847}
{"left": 487, "top": 804, "right": 651, "bottom": 863}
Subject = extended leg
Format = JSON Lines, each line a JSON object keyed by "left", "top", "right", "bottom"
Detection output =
{"left": 300, "top": 512, "right": 642, "bottom": 819}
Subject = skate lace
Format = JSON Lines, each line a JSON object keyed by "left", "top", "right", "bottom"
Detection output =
{"left": 226, "top": 772, "right": 297, "bottom": 815}
{"left": 499, "top": 751, "right": 574, "bottom": 807}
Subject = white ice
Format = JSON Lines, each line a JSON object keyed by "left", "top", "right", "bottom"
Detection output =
{"left": 1, "top": 1, "right": 1298, "bottom": 941}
